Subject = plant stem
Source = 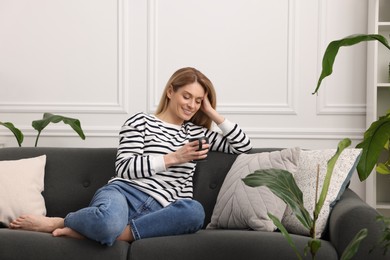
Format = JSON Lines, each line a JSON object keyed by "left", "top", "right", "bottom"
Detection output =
{"left": 34, "top": 131, "right": 41, "bottom": 147}
{"left": 312, "top": 164, "right": 320, "bottom": 238}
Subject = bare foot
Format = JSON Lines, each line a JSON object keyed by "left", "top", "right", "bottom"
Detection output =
{"left": 9, "top": 215, "right": 64, "bottom": 233}
{"left": 52, "top": 227, "right": 85, "bottom": 240}
{"left": 117, "top": 225, "right": 134, "bottom": 243}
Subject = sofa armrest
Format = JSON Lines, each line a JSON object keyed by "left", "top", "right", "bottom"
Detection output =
{"left": 328, "top": 188, "right": 389, "bottom": 260}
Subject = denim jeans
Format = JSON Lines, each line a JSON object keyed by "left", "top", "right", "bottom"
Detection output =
{"left": 64, "top": 181, "right": 205, "bottom": 246}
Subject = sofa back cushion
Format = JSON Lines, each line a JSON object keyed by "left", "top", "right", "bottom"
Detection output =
{"left": 0, "top": 147, "right": 280, "bottom": 229}
{"left": 193, "top": 148, "right": 282, "bottom": 228}
{"left": 192, "top": 152, "right": 238, "bottom": 228}
{"left": 0, "top": 148, "right": 117, "bottom": 218}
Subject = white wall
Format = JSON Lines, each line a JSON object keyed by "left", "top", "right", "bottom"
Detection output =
{"left": 0, "top": 0, "right": 369, "bottom": 198}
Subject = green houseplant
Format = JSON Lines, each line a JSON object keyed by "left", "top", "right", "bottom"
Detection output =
{"left": 312, "top": 34, "right": 390, "bottom": 181}
{"left": 243, "top": 138, "right": 367, "bottom": 260}
{"left": 242, "top": 34, "right": 390, "bottom": 259}
{"left": 312, "top": 33, "right": 390, "bottom": 256}
{"left": 0, "top": 113, "right": 85, "bottom": 147}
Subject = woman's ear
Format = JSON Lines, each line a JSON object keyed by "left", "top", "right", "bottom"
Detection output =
{"left": 166, "top": 85, "right": 174, "bottom": 99}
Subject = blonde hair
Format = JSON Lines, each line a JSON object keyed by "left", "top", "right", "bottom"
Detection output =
{"left": 155, "top": 67, "right": 217, "bottom": 129}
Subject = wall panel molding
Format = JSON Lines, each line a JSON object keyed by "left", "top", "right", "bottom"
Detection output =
{"left": 316, "top": 101, "right": 366, "bottom": 115}
{"left": 0, "top": 126, "right": 364, "bottom": 141}
{"left": 147, "top": 0, "right": 298, "bottom": 115}
{"left": 245, "top": 127, "right": 364, "bottom": 140}
{"left": 0, "top": 0, "right": 129, "bottom": 115}
{"left": 0, "top": 126, "right": 120, "bottom": 138}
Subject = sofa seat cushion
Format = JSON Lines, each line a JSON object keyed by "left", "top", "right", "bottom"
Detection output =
{"left": 0, "top": 229, "right": 129, "bottom": 260}
{"left": 129, "top": 229, "right": 338, "bottom": 260}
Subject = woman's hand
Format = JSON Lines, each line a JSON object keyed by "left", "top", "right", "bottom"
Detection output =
{"left": 201, "top": 94, "right": 214, "bottom": 114}
{"left": 164, "top": 140, "right": 209, "bottom": 167}
{"left": 201, "top": 94, "right": 225, "bottom": 125}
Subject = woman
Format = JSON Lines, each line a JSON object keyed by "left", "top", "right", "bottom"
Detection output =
{"left": 10, "top": 67, "right": 252, "bottom": 246}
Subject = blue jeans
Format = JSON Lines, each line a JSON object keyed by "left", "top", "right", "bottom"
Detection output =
{"left": 64, "top": 181, "right": 205, "bottom": 246}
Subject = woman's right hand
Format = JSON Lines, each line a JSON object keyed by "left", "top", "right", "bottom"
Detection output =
{"left": 164, "top": 140, "right": 209, "bottom": 167}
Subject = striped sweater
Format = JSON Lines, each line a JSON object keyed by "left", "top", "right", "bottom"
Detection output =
{"left": 110, "top": 112, "right": 252, "bottom": 206}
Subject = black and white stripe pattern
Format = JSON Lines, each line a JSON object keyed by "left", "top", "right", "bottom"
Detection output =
{"left": 111, "top": 112, "right": 252, "bottom": 206}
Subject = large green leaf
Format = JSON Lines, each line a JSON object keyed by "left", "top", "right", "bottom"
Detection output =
{"left": 356, "top": 116, "right": 390, "bottom": 181}
{"left": 312, "top": 34, "right": 390, "bottom": 95}
{"left": 340, "top": 228, "right": 368, "bottom": 260}
{"left": 243, "top": 168, "right": 313, "bottom": 230}
{"left": 268, "top": 213, "right": 303, "bottom": 260}
{"left": 0, "top": 122, "right": 24, "bottom": 147}
{"left": 32, "top": 113, "right": 86, "bottom": 147}
{"left": 314, "top": 138, "right": 351, "bottom": 219}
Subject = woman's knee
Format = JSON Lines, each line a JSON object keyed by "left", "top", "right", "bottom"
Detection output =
{"left": 172, "top": 199, "right": 205, "bottom": 227}
{"left": 65, "top": 186, "right": 129, "bottom": 245}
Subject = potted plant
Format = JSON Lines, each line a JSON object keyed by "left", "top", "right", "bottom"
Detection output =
{"left": 0, "top": 112, "right": 85, "bottom": 147}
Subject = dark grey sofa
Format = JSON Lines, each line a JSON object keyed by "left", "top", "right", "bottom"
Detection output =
{"left": 0, "top": 147, "right": 388, "bottom": 260}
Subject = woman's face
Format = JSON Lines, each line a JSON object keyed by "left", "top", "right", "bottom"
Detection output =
{"left": 166, "top": 82, "right": 205, "bottom": 125}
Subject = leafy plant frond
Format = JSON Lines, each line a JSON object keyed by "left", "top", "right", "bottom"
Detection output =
{"left": 1, "top": 113, "right": 85, "bottom": 147}
{"left": 0, "top": 122, "right": 24, "bottom": 147}
{"left": 311, "top": 33, "right": 390, "bottom": 182}
{"left": 243, "top": 168, "right": 313, "bottom": 230}
{"left": 356, "top": 114, "right": 390, "bottom": 181}
{"left": 312, "top": 34, "right": 390, "bottom": 95}
{"left": 341, "top": 228, "right": 368, "bottom": 260}
{"left": 314, "top": 138, "right": 352, "bottom": 218}
{"left": 268, "top": 213, "right": 303, "bottom": 260}
{"left": 32, "top": 113, "right": 86, "bottom": 147}
{"left": 371, "top": 216, "right": 390, "bottom": 255}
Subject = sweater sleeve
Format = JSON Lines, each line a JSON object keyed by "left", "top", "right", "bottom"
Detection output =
{"left": 115, "top": 114, "right": 166, "bottom": 180}
{"left": 206, "top": 118, "right": 252, "bottom": 154}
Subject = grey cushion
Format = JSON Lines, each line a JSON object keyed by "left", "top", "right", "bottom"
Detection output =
{"left": 207, "top": 148, "right": 301, "bottom": 231}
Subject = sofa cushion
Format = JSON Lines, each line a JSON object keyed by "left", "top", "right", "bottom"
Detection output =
{"left": 129, "top": 229, "right": 338, "bottom": 260}
{"left": 0, "top": 147, "right": 117, "bottom": 218}
{"left": 0, "top": 155, "right": 46, "bottom": 226}
{"left": 193, "top": 151, "right": 239, "bottom": 228}
{"left": 0, "top": 228, "right": 129, "bottom": 260}
{"left": 207, "top": 148, "right": 301, "bottom": 231}
{"left": 282, "top": 148, "right": 362, "bottom": 237}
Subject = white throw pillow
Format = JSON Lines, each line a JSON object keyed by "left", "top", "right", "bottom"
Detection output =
{"left": 0, "top": 155, "right": 47, "bottom": 226}
{"left": 207, "top": 148, "right": 301, "bottom": 231}
{"left": 282, "top": 149, "right": 361, "bottom": 238}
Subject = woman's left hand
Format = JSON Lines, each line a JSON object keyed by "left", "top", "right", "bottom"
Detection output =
{"left": 201, "top": 94, "right": 225, "bottom": 125}
{"left": 201, "top": 94, "right": 213, "bottom": 114}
